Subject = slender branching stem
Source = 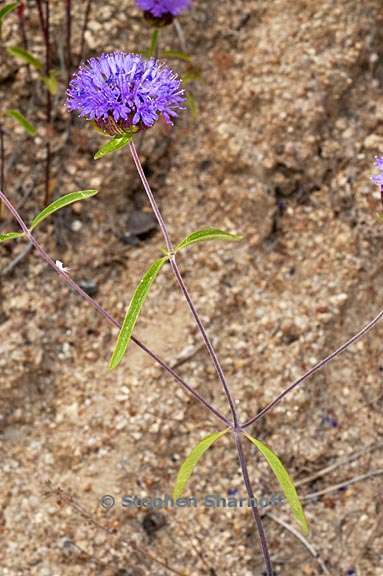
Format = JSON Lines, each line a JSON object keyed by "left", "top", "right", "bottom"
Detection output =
{"left": 0, "top": 189, "right": 230, "bottom": 428}
{"left": 234, "top": 431, "right": 274, "bottom": 576}
{"left": 128, "top": 141, "right": 239, "bottom": 427}
{"left": 243, "top": 307, "right": 383, "bottom": 428}
{"left": 128, "top": 141, "right": 273, "bottom": 574}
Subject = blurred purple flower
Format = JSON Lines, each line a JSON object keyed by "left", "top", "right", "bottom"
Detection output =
{"left": 136, "top": 0, "right": 191, "bottom": 17}
{"left": 371, "top": 156, "right": 383, "bottom": 186}
{"left": 66, "top": 52, "right": 185, "bottom": 134}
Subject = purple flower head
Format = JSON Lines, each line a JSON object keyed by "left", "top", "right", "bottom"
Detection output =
{"left": 371, "top": 156, "right": 383, "bottom": 186}
{"left": 136, "top": 0, "right": 191, "bottom": 18}
{"left": 66, "top": 52, "right": 185, "bottom": 135}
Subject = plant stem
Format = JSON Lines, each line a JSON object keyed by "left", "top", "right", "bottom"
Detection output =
{"left": 17, "top": 2, "right": 31, "bottom": 83}
{"left": 79, "top": 0, "right": 92, "bottom": 63}
{"left": 0, "top": 127, "right": 4, "bottom": 219}
{"left": 0, "top": 189, "right": 230, "bottom": 428}
{"left": 44, "top": 0, "right": 51, "bottom": 206}
{"left": 127, "top": 142, "right": 275, "bottom": 574}
{"left": 128, "top": 141, "right": 239, "bottom": 427}
{"left": 65, "top": 0, "right": 72, "bottom": 83}
{"left": 243, "top": 306, "right": 383, "bottom": 428}
{"left": 36, "top": 0, "right": 52, "bottom": 205}
{"left": 234, "top": 431, "right": 274, "bottom": 575}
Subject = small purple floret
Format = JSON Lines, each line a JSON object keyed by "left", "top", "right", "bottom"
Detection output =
{"left": 136, "top": 0, "right": 191, "bottom": 17}
{"left": 66, "top": 52, "right": 185, "bottom": 132}
{"left": 371, "top": 156, "right": 383, "bottom": 186}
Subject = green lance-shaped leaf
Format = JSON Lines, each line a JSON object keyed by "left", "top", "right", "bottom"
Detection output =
{"left": 109, "top": 257, "right": 168, "bottom": 369}
{"left": 0, "top": 2, "right": 19, "bottom": 24}
{"left": 0, "top": 231, "right": 24, "bottom": 243}
{"left": 7, "top": 46, "right": 43, "bottom": 70}
{"left": 6, "top": 109, "right": 37, "bottom": 136}
{"left": 175, "top": 228, "right": 243, "bottom": 253}
{"left": 173, "top": 429, "right": 229, "bottom": 500}
{"left": 41, "top": 70, "right": 59, "bottom": 95}
{"left": 160, "top": 49, "right": 192, "bottom": 63}
{"left": 94, "top": 130, "right": 137, "bottom": 160}
{"left": 29, "top": 190, "right": 98, "bottom": 231}
{"left": 244, "top": 433, "right": 309, "bottom": 535}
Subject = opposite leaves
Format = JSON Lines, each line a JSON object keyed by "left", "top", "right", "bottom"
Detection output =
{"left": 244, "top": 433, "right": 309, "bottom": 536}
{"left": 173, "top": 429, "right": 229, "bottom": 500}
{"left": 109, "top": 257, "right": 168, "bottom": 370}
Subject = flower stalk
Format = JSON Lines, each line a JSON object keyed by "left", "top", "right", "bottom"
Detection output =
{"left": 128, "top": 140, "right": 239, "bottom": 427}
{"left": 128, "top": 140, "right": 275, "bottom": 574}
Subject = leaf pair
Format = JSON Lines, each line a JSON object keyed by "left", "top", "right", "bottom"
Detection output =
{"left": 0, "top": 190, "right": 98, "bottom": 243}
{"left": 109, "top": 228, "right": 243, "bottom": 370}
{"left": 173, "top": 429, "right": 309, "bottom": 536}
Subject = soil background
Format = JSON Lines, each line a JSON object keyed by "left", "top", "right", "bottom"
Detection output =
{"left": 1, "top": 1, "right": 383, "bottom": 575}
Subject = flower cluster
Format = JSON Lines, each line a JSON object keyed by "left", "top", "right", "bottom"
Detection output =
{"left": 66, "top": 52, "right": 185, "bottom": 134}
{"left": 136, "top": 0, "right": 191, "bottom": 18}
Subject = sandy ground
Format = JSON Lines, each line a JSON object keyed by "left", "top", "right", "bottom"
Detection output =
{"left": 0, "top": 1, "right": 383, "bottom": 574}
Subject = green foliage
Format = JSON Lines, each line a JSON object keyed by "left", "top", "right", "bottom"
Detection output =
{"left": 160, "top": 49, "right": 192, "bottom": 63}
{"left": 0, "top": 190, "right": 98, "bottom": 244}
{"left": 94, "top": 131, "right": 137, "bottom": 160}
{"left": 175, "top": 228, "right": 243, "bottom": 252}
{"left": 30, "top": 190, "right": 98, "bottom": 231}
{"left": 41, "top": 70, "right": 59, "bottom": 95}
{"left": 0, "top": 2, "right": 18, "bottom": 26}
{"left": 244, "top": 433, "right": 309, "bottom": 535}
{"left": 6, "top": 109, "right": 37, "bottom": 136}
{"left": 109, "top": 257, "right": 168, "bottom": 369}
{"left": 173, "top": 429, "right": 229, "bottom": 500}
{"left": 7, "top": 46, "right": 43, "bottom": 71}
{"left": 0, "top": 231, "right": 23, "bottom": 243}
